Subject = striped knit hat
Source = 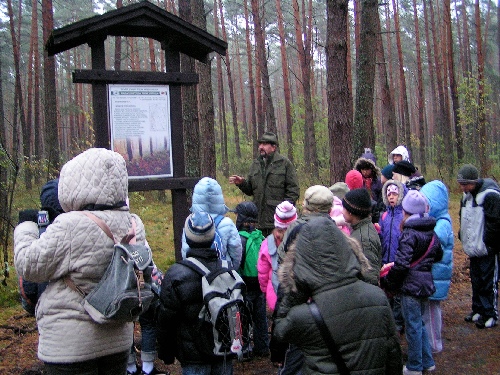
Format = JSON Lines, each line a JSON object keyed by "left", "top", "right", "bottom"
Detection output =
{"left": 184, "top": 211, "right": 215, "bottom": 248}
{"left": 274, "top": 201, "right": 298, "bottom": 229}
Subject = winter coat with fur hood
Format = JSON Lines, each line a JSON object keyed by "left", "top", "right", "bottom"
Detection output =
{"left": 354, "top": 157, "right": 383, "bottom": 205}
{"left": 379, "top": 180, "right": 405, "bottom": 264}
{"left": 14, "top": 148, "right": 145, "bottom": 363}
{"left": 273, "top": 216, "right": 402, "bottom": 375}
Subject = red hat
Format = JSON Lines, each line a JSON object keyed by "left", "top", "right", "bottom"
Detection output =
{"left": 345, "top": 170, "right": 363, "bottom": 190}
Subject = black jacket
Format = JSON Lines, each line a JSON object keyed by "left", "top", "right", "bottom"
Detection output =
{"left": 157, "top": 247, "right": 221, "bottom": 365}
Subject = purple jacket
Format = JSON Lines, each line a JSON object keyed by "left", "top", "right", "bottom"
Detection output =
{"left": 379, "top": 180, "right": 405, "bottom": 264}
{"left": 382, "top": 214, "right": 443, "bottom": 298}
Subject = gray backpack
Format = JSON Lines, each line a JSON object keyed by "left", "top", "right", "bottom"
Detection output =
{"left": 182, "top": 257, "right": 252, "bottom": 359}
{"left": 65, "top": 212, "right": 154, "bottom": 324}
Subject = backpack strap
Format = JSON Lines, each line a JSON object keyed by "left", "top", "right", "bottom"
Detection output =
{"left": 183, "top": 257, "right": 211, "bottom": 275}
{"left": 182, "top": 258, "right": 233, "bottom": 286}
{"left": 213, "top": 215, "right": 224, "bottom": 228}
{"left": 81, "top": 211, "right": 117, "bottom": 243}
{"left": 410, "top": 235, "right": 436, "bottom": 268}
{"left": 81, "top": 211, "right": 137, "bottom": 244}
{"left": 64, "top": 212, "right": 139, "bottom": 297}
{"left": 308, "top": 299, "right": 350, "bottom": 375}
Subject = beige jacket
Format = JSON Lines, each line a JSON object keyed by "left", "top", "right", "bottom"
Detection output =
{"left": 14, "top": 148, "right": 145, "bottom": 363}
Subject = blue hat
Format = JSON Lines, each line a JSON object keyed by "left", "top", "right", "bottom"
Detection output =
{"left": 381, "top": 164, "right": 395, "bottom": 180}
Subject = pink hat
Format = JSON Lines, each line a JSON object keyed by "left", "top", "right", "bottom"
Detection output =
{"left": 345, "top": 170, "right": 363, "bottom": 190}
{"left": 274, "top": 201, "right": 298, "bottom": 229}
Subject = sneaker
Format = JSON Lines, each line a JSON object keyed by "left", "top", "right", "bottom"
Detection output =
{"left": 475, "top": 317, "right": 497, "bottom": 329}
{"left": 464, "top": 312, "right": 481, "bottom": 322}
{"left": 424, "top": 365, "right": 436, "bottom": 372}
{"left": 403, "top": 365, "right": 422, "bottom": 375}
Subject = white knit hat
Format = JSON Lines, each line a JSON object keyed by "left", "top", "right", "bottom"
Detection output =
{"left": 274, "top": 201, "right": 298, "bottom": 229}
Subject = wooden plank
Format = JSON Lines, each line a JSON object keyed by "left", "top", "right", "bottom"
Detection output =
{"left": 73, "top": 69, "right": 199, "bottom": 85}
{"left": 128, "top": 177, "right": 199, "bottom": 192}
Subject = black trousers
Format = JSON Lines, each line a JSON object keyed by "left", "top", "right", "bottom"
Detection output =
{"left": 44, "top": 350, "right": 128, "bottom": 375}
{"left": 470, "top": 252, "right": 499, "bottom": 320}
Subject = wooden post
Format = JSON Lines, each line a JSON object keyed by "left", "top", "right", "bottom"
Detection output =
{"left": 89, "top": 37, "right": 109, "bottom": 149}
{"left": 164, "top": 44, "right": 190, "bottom": 259}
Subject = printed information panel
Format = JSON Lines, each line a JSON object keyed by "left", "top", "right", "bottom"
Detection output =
{"left": 109, "top": 85, "right": 173, "bottom": 178}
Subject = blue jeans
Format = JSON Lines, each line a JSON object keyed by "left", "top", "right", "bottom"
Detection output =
{"left": 246, "top": 289, "right": 269, "bottom": 354}
{"left": 401, "top": 295, "right": 435, "bottom": 371}
{"left": 390, "top": 294, "right": 404, "bottom": 332}
{"left": 129, "top": 303, "right": 158, "bottom": 366}
{"left": 44, "top": 350, "right": 128, "bottom": 375}
{"left": 182, "top": 358, "right": 233, "bottom": 375}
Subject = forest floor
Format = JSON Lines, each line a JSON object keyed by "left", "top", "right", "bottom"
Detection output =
{"left": 1, "top": 245, "right": 500, "bottom": 375}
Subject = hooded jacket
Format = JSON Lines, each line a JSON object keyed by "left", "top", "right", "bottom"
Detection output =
{"left": 354, "top": 157, "right": 383, "bottom": 206}
{"left": 14, "top": 148, "right": 144, "bottom": 363}
{"left": 420, "top": 180, "right": 454, "bottom": 300}
{"left": 181, "top": 177, "right": 242, "bottom": 269}
{"left": 382, "top": 214, "right": 443, "bottom": 298}
{"left": 379, "top": 180, "right": 405, "bottom": 264}
{"left": 273, "top": 217, "right": 402, "bottom": 375}
{"left": 459, "top": 178, "right": 500, "bottom": 257}
{"left": 236, "top": 152, "right": 300, "bottom": 230}
{"left": 388, "top": 145, "right": 410, "bottom": 164}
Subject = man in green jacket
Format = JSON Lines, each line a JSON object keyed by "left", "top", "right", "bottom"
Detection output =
{"left": 230, "top": 132, "right": 299, "bottom": 237}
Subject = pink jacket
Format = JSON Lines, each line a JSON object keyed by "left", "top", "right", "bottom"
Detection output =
{"left": 330, "top": 196, "right": 351, "bottom": 235}
{"left": 257, "top": 235, "right": 278, "bottom": 311}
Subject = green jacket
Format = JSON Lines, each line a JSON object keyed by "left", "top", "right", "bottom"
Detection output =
{"left": 237, "top": 152, "right": 299, "bottom": 230}
{"left": 273, "top": 216, "right": 402, "bottom": 375}
{"left": 350, "top": 216, "right": 382, "bottom": 286}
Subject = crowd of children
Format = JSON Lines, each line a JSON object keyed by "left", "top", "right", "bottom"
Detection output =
{"left": 15, "top": 145, "right": 472, "bottom": 375}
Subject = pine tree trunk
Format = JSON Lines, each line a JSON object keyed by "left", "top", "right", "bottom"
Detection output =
{"left": 412, "top": 0, "right": 426, "bottom": 173}
{"left": 445, "top": 0, "right": 463, "bottom": 162}
{"left": 376, "top": 4, "right": 397, "bottom": 158}
{"left": 327, "top": 0, "right": 353, "bottom": 184}
{"left": 33, "top": 0, "right": 41, "bottom": 185}
{"left": 8, "top": 0, "right": 31, "bottom": 189}
{"left": 217, "top": 0, "right": 241, "bottom": 159}
{"left": 179, "top": 0, "right": 200, "bottom": 178}
{"left": 251, "top": 0, "right": 277, "bottom": 134}
{"left": 276, "top": 0, "right": 294, "bottom": 163}
{"left": 292, "top": 0, "right": 318, "bottom": 178}
{"left": 214, "top": 1, "right": 228, "bottom": 177}
{"left": 474, "top": 0, "right": 488, "bottom": 176}
{"left": 243, "top": 0, "right": 259, "bottom": 159}
{"left": 42, "top": 0, "right": 60, "bottom": 177}
{"left": 234, "top": 36, "right": 248, "bottom": 139}
{"left": 192, "top": 0, "right": 216, "bottom": 178}
{"left": 392, "top": 0, "right": 411, "bottom": 149}
{"left": 353, "top": 0, "right": 378, "bottom": 162}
